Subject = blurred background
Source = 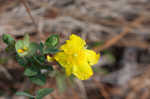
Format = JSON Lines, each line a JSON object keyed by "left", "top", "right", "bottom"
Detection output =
{"left": 1, "top": 0, "right": 150, "bottom": 99}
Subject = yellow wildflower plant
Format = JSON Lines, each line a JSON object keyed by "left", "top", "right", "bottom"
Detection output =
{"left": 54, "top": 34, "right": 100, "bottom": 80}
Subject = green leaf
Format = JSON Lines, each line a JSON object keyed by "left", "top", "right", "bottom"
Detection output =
{"left": 29, "top": 98, "right": 34, "bottom": 99}
{"left": 33, "top": 55, "right": 45, "bottom": 65}
{"left": 2, "top": 34, "right": 16, "bottom": 52}
{"left": 2, "top": 34, "right": 15, "bottom": 45}
{"left": 42, "top": 65, "right": 53, "bottom": 71}
{"left": 16, "top": 92, "right": 34, "bottom": 98}
{"left": 24, "top": 34, "right": 30, "bottom": 43}
{"left": 15, "top": 40, "right": 24, "bottom": 50}
{"left": 16, "top": 34, "right": 30, "bottom": 50}
{"left": 24, "top": 67, "right": 38, "bottom": 76}
{"left": 44, "top": 48, "right": 59, "bottom": 54}
{"left": 36, "top": 88, "right": 54, "bottom": 99}
{"left": 26, "top": 57, "right": 36, "bottom": 65}
{"left": 45, "top": 34, "right": 59, "bottom": 48}
{"left": 29, "top": 74, "right": 46, "bottom": 86}
{"left": 38, "top": 42, "right": 44, "bottom": 54}
{"left": 28, "top": 42, "right": 38, "bottom": 55}
{"left": 5, "top": 45, "right": 15, "bottom": 52}
{"left": 16, "top": 55, "right": 28, "bottom": 67}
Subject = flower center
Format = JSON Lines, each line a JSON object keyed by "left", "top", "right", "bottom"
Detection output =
{"left": 17, "top": 46, "right": 28, "bottom": 53}
{"left": 73, "top": 53, "right": 78, "bottom": 57}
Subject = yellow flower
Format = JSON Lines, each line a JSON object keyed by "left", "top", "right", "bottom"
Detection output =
{"left": 47, "top": 55, "right": 54, "bottom": 62}
{"left": 54, "top": 34, "right": 100, "bottom": 80}
{"left": 17, "top": 46, "right": 28, "bottom": 54}
{"left": 18, "top": 49, "right": 24, "bottom": 53}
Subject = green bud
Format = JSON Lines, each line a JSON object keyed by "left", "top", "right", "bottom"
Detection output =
{"left": 2, "top": 34, "right": 15, "bottom": 45}
{"left": 45, "top": 34, "right": 59, "bottom": 48}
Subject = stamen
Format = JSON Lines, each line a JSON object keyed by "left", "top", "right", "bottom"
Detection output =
{"left": 18, "top": 49, "right": 24, "bottom": 53}
{"left": 23, "top": 46, "right": 28, "bottom": 51}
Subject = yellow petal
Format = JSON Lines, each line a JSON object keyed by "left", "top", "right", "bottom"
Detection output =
{"left": 65, "top": 67, "right": 72, "bottom": 76}
{"left": 54, "top": 52, "right": 69, "bottom": 68}
{"left": 69, "top": 34, "right": 86, "bottom": 48}
{"left": 17, "top": 49, "right": 24, "bottom": 53}
{"left": 55, "top": 52, "right": 73, "bottom": 76}
{"left": 72, "top": 64, "right": 93, "bottom": 80}
{"left": 46, "top": 55, "right": 54, "bottom": 62}
{"left": 85, "top": 49, "right": 100, "bottom": 66}
{"left": 60, "top": 34, "right": 86, "bottom": 52}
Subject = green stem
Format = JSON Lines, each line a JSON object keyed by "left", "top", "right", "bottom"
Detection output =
{"left": 32, "top": 56, "right": 43, "bottom": 66}
{"left": 20, "top": 0, "right": 39, "bottom": 34}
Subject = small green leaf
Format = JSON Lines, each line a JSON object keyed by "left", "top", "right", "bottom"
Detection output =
{"left": 2, "top": 34, "right": 15, "bottom": 52}
{"left": 45, "top": 34, "right": 59, "bottom": 48}
{"left": 5, "top": 45, "right": 15, "bottom": 52}
{"left": 24, "top": 34, "right": 30, "bottom": 44}
{"left": 42, "top": 65, "right": 53, "bottom": 71}
{"left": 28, "top": 42, "right": 38, "bottom": 55}
{"left": 38, "top": 42, "right": 44, "bottom": 54}
{"left": 2, "top": 34, "right": 15, "bottom": 45}
{"left": 36, "top": 88, "right": 54, "bottom": 99}
{"left": 29, "top": 74, "right": 46, "bottom": 86}
{"left": 16, "top": 92, "right": 34, "bottom": 98}
{"left": 15, "top": 40, "right": 24, "bottom": 49}
{"left": 16, "top": 55, "right": 28, "bottom": 67}
{"left": 24, "top": 67, "right": 38, "bottom": 76}
{"left": 33, "top": 55, "right": 45, "bottom": 65}
{"left": 16, "top": 34, "right": 30, "bottom": 49}
{"left": 44, "top": 48, "right": 59, "bottom": 54}
{"left": 29, "top": 98, "right": 34, "bottom": 99}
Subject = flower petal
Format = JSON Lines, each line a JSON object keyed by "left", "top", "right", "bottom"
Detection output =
{"left": 47, "top": 55, "right": 54, "bottom": 62}
{"left": 85, "top": 49, "right": 100, "bottom": 66}
{"left": 65, "top": 67, "right": 72, "bottom": 76}
{"left": 60, "top": 34, "right": 86, "bottom": 52}
{"left": 73, "top": 64, "right": 93, "bottom": 80}
{"left": 54, "top": 52, "right": 68, "bottom": 68}
{"left": 69, "top": 34, "right": 86, "bottom": 48}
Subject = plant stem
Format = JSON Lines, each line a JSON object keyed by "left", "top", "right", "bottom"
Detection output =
{"left": 20, "top": 0, "right": 39, "bottom": 34}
